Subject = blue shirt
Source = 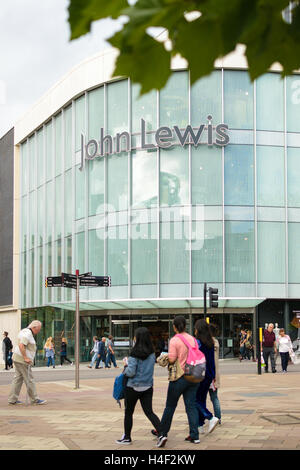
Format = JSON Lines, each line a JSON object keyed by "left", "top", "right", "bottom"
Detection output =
{"left": 196, "top": 339, "right": 215, "bottom": 381}
{"left": 124, "top": 353, "right": 156, "bottom": 389}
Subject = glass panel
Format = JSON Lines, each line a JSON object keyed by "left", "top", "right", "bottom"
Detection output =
{"left": 64, "top": 237, "right": 72, "bottom": 301}
{"left": 256, "top": 73, "right": 284, "bottom": 131}
{"left": 257, "top": 146, "right": 284, "bottom": 207}
{"left": 191, "top": 70, "right": 222, "bottom": 125}
{"left": 21, "top": 142, "right": 28, "bottom": 195}
{"left": 107, "top": 80, "right": 128, "bottom": 134}
{"left": 28, "top": 135, "right": 36, "bottom": 191}
{"left": 132, "top": 150, "right": 157, "bottom": 208}
{"left": 75, "top": 95, "right": 85, "bottom": 151}
{"left": 88, "top": 157, "right": 104, "bottom": 216}
{"left": 107, "top": 153, "right": 128, "bottom": 212}
{"left": 29, "top": 191, "right": 35, "bottom": 248}
{"left": 224, "top": 70, "right": 253, "bottom": 129}
{"left": 131, "top": 84, "right": 156, "bottom": 133}
{"left": 288, "top": 223, "right": 300, "bottom": 282}
{"left": 37, "top": 186, "right": 44, "bottom": 246}
{"left": 55, "top": 113, "right": 62, "bottom": 176}
{"left": 22, "top": 252, "right": 27, "bottom": 307}
{"left": 192, "top": 221, "right": 223, "bottom": 282}
{"left": 75, "top": 232, "right": 85, "bottom": 273}
{"left": 46, "top": 181, "right": 54, "bottom": 242}
{"left": 225, "top": 221, "right": 255, "bottom": 282}
{"left": 45, "top": 121, "right": 53, "bottom": 181}
{"left": 30, "top": 250, "right": 34, "bottom": 307}
{"left": 88, "top": 229, "right": 104, "bottom": 276}
{"left": 64, "top": 105, "right": 72, "bottom": 170}
{"left": 37, "top": 128, "right": 44, "bottom": 187}
{"left": 131, "top": 223, "right": 157, "bottom": 284}
{"left": 88, "top": 87, "right": 104, "bottom": 140}
{"left": 160, "top": 146, "right": 189, "bottom": 206}
{"left": 160, "top": 71, "right": 188, "bottom": 127}
{"left": 64, "top": 169, "right": 73, "bottom": 237}
{"left": 75, "top": 165, "right": 86, "bottom": 219}
{"left": 22, "top": 195, "right": 28, "bottom": 252}
{"left": 192, "top": 146, "right": 222, "bottom": 205}
{"left": 160, "top": 221, "right": 189, "bottom": 283}
{"left": 224, "top": 145, "right": 254, "bottom": 206}
{"left": 47, "top": 243, "right": 52, "bottom": 302}
{"left": 107, "top": 226, "right": 128, "bottom": 285}
{"left": 55, "top": 175, "right": 62, "bottom": 239}
{"left": 38, "top": 246, "right": 43, "bottom": 306}
{"left": 287, "top": 147, "right": 300, "bottom": 207}
{"left": 257, "top": 222, "right": 286, "bottom": 282}
{"left": 286, "top": 76, "right": 300, "bottom": 133}
{"left": 56, "top": 239, "right": 62, "bottom": 301}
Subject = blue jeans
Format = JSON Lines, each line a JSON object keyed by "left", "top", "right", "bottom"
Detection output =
{"left": 160, "top": 376, "right": 199, "bottom": 440}
{"left": 196, "top": 377, "right": 213, "bottom": 426}
{"left": 90, "top": 352, "right": 98, "bottom": 367}
{"left": 105, "top": 351, "right": 117, "bottom": 368}
{"left": 208, "top": 388, "right": 221, "bottom": 420}
{"left": 47, "top": 356, "right": 55, "bottom": 367}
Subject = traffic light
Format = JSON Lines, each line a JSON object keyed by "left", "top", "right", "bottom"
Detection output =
{"left": 209, "top": 287, "right": 218, "bottom": 308}
{"left": 45, "top": 278, "right": 48, "bottom": 288}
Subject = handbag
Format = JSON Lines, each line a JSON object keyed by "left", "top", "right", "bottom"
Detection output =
{"left": 168, "top": 359, "right": 184, "bottom": 382}
{"left": 176, "top": 334, "right": 206, "bottom": 383}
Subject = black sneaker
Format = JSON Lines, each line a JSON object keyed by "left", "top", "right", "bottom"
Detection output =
{"left": 157, "top": 435, "right": 167, "bottom": 448}
{"left": 272, "top": 369, "right": 277, "bottom": 373}
{"left": 115, "top": 436, "right": 132, "bottom": 445}
{"left": 185, "top": 436, "right": 200, "bottom": 444}
{"left": 151, "top": 429, "right": 159, "bottom": 437}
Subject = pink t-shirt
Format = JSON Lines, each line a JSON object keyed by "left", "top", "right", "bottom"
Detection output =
{"left": 168, "top": 332, "right": 196, "bottom": 370}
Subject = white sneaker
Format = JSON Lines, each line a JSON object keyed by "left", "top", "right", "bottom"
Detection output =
{"left": 199, "top": 426, "right": 205, "bottom": 434}
{"left": 208, "top": 417, "right": 219, "bottom": 434}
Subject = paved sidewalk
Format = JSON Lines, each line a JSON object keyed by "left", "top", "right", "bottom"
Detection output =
{"left": 0, "top": 364, "right": 299, "bottom": 450}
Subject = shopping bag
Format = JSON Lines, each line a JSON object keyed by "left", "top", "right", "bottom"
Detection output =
{"left": 260, "top": 352, "right": 266, "bottom": 367}
{"left": 289, "top": 349, "right": 296, "bottom": 364}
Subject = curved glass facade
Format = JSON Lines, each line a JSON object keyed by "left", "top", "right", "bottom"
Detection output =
{"left": 19, "top": 69, "right": 300, "bottom": 310}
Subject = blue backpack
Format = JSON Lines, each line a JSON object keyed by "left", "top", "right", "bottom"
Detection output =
{"left": 113, "top": 372, "right": 126, "bottom": 407}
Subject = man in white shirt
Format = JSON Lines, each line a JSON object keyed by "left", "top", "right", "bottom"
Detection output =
{"left": 8, "top": 320, "right": 47, "bottom": 405}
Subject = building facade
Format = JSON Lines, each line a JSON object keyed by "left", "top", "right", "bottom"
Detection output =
{"left": 4, "top": 48, "right": 300, "bottom": 364}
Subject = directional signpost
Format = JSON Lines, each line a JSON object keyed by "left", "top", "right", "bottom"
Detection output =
{"left": 46, "top": 271, "right": 111, "bottom": 389}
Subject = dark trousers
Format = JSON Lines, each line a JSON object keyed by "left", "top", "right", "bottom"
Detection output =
{"left": 263, "top": 347, "right": 276, "bottom": 372}
{"left": 124, "top": 386, "right": 161, "bottom": 439}
{"left": 4, "top": 352, "right": 10, "bottom": 370}
{"left": 95, "top": 354, "right": 106, "bottom": 368}
{"left": 280, "top": 352, "right": 289, "bottom": 371}
{"left": 160, "top": 376, "right": 199, "bottom": 440}
{"left": 196, "top": 377, "right": 213, "bottom": 426}
{"left": 246, "top": 347, "right": 254, "bottom": 360}
{"left": 60, "top": 355, "right": 72, "bottom": 365}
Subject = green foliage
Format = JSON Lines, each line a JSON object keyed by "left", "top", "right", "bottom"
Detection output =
{"left": 68, "top": 0, "right": 300, "bottom": 92}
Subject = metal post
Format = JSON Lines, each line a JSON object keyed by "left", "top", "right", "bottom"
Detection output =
{"left": 75, "top": 269, "right": 80, "bottom": 389}
{"left": 257, "top": 327, "right": 262, "bottom": 375}
{"left": 204, "top": 282, "right": 207, "bottom": 317}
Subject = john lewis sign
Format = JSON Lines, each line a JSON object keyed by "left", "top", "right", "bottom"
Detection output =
{"left": 80, "top": 115, "right": 229, "bottom": 169}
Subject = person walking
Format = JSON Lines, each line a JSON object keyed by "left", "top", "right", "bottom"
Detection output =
{"left": 208, "top": 324, "right": 222, "bottom": 425}
{"left": 276, "top": 328, "right": 293, "bottom": 373}
{"left": 105, "top": 335, "right": 118, "bottom": 369}
{"left": 59, "top": 337, "right": 73, "bottom": 366}
{"left": 239, "top": 328, "right": 247, "bottom": 361}
{"left": 44, "top": 337, "right": 55, "bottom": 368}
{"left": 88, "top": 336, "right": 99, "bottom": 369}
{"left": 95, "top": 337, "right": 107, "bottom": 369}
{"left": 262, "top": 323, "right": 277, "bottom": 373}
{"left": 245, "top": 330, "right": 255, "bottom": 362}
{"left": 115, "top": 327, "right": 162, "bottom": 445}
{"left": 2, "top": 332, "right": 13, "bottom": 370}
{"left": 8, "top": 320, "right": 47, "bottom": 405}
{"left": 156, "top": 316, "right": 200, "bottom": 448}
{"left": 195, "top": 319, "right": 219, "bottom": 435}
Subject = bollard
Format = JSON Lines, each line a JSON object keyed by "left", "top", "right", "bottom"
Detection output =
{"left": 257, "top": 327, "right": 262, "bottom": 375}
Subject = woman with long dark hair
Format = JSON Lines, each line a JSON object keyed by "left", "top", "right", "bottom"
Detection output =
{"left": 115, "top": 327, "right": 162, "bottom": 445}
{"left": 194, "top": 319, "right": 219, "bottom": 435}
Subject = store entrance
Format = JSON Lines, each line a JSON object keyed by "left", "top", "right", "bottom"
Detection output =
{"left": 131, "top": 320, "right": 170, "bottom": 357}
{"left": 192, "top": 312, "right": 254, "bottom": 358}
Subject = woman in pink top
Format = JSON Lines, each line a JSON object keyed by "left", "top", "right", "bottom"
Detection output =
{"left": 156, "top": 316, "right": 200, "bottom": 448}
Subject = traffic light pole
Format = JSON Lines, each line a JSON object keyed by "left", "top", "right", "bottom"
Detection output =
{"left": 75, "top": 269, "right": 80, "bottom": 389}
{"left": 204, "top": 282, "right": 207, "bottom": 317}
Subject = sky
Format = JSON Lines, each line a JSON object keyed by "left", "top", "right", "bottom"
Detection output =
{"left": 0, "top": 0, "right": 122, "bottom": 137}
